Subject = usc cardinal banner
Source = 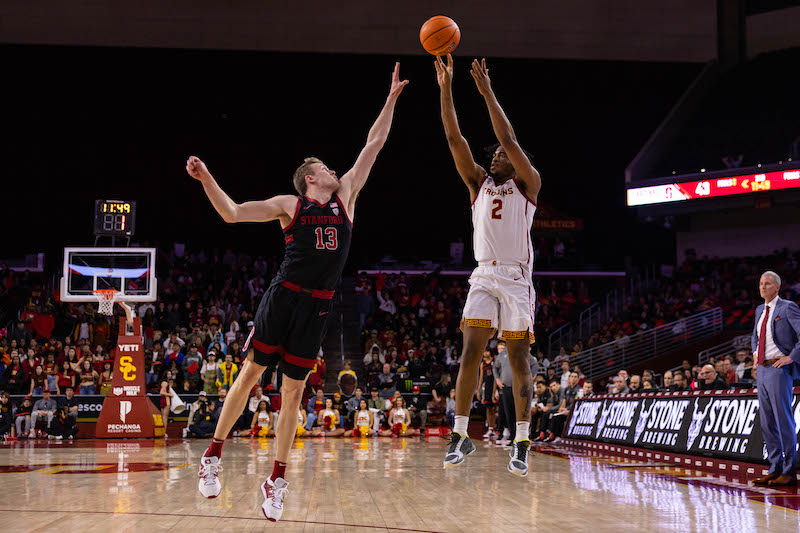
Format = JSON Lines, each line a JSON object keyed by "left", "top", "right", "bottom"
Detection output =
{"left": 95, "top": 318, "right": 164, "bottom": 438}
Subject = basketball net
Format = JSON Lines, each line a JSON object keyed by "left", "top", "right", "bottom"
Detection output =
{"left": 93, "top": 289, "right": 134, "bottom": 326}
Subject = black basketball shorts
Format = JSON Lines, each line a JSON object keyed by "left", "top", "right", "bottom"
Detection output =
{"left": 243, "top": 282, "right": 333, "bottom": 381}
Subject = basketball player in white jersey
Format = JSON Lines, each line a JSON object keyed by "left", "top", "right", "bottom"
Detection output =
{"left": 435, "top": 54, "right": 541, "bottom": 476}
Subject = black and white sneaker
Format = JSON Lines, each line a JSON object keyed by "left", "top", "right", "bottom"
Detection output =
{"left": 507, "top": 440, "right": 530, "bottom": 477}
{"left": 443, "top": 432, "right": 476, "bottom": 468}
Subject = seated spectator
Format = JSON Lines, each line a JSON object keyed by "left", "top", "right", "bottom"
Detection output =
{"left": 559, "top": 361, "right": 571, "bottom": 389}
{"left": 366, "top": 389, "right": 385, "bottom": 431}
{"left": 306, "top": 389, "right": 325, "bottom": 430}
{"left": 531, "top": 380, "right": 553, "bottom": 436}
{"left": 30, "top": 389, "right": 57, "bottom": 437}
{"left": 331, "top": 393, "right": 346, "bottom": 426}
{"left": 580, "top": 381, "right": 593, "bottom": 398}
{"left": 444, "top": 390, "right": 456, "bottom": 430}
{"left": 668, "top": 372, "right": 686, "bottom": 391}
{"left": 534, "top": 380, "right": 564, "bottom": 442}
{"left": 343, "top": 387, "right": 365, "bottom": 423}
{"left": 641, "top": 379, "right": 658, "bottom": 391}
{"left": 58, "top": 386, "right": 79, "bottom": 423}
{"left": 698, "top": 364, "right": 730, "bottom": 390}
{"left": 0, "top": 392, "right": 13, "bottom": 437}
{"left": 30, "top": 365, "right": 47, "bottom": 395}
{"left": 628, "top": 375, "right": 642, "bottom": 393}
{"left": 363, "top": 346, "right": 384, "bottom": 366}
{"left": 3, "top": 354, "right": 27, "bottom": 395}
{"left": 377, "top": 363, "right": 397, "bottom": 399}
{"left": 431, "top": 373, "right": 453, "bottom": 406}
{"left": 407, "top": 385, "right": 428, "bottom": 431}
{"left": 610, "top": 376, "right": 629, "bottom": 394}
{"left": 47, "top": 406, "right": 78, "bottom": 440}
{"left": 15, "top": 396, "right": 33, "bottom": 437}
{"left": 662, "top": 370, "right": 673, "bottom": 390}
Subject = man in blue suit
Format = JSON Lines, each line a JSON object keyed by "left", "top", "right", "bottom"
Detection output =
{"left": 752, "top": 271, "right": 800, "bottom": 486}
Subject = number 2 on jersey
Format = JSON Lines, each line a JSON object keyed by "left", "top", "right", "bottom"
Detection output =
{"left": 315, "top": 227, "right": 339, "bottom": 250}
{"left": 491, "top": 198, "right": 503, "bottom": 220}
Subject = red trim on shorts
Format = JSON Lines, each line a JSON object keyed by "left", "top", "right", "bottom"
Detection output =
{"left": 470, "top": 175, "right": 489, "bottom": 207}
{"left": 284, "top": 235, "right": 294, "bottom": 244}
{"left": 513, "top": 178, "right": 537, "bottom": 206}
{"left": 283, "top": 351, "right": 316, "bottom": 369}
{"left": 334, "top": 194, "right": 353, "bottom": 228}
{"left": 253, "top": 339, "right": 283, "bottom": 355}
{"left": 282, "top": 197, "right": 302, "bottom": 233}
{"left": 280, "top": 280, "right": 335, "bottom": 300}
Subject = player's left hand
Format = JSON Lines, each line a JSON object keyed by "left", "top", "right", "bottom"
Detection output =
{"left": 772, "top": 355, "right": 794, "bottom": 368}
{"left": 388, "top": 62, "right": 409, "bottom": 99}
{"left": 470, "top": 58, "right": 492, "bottom": 96}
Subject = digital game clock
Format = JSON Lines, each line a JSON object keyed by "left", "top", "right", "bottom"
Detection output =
{"left": 94, "top": 200, "right": 136, "bottom": 236}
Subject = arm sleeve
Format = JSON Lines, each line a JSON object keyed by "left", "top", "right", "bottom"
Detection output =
{"left": 751, "top": 308, "right": 760, "bottom": 354}
{"left": 785, "top": 302, "right": 800, "bottom": 363}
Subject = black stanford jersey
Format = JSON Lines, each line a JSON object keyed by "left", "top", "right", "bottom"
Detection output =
{"left": 274, "top": 195, "right": 352, "bottom": 291}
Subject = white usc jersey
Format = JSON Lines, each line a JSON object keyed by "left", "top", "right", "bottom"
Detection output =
{"left": 471, "top": 177, "right": 536, "bottom": 270}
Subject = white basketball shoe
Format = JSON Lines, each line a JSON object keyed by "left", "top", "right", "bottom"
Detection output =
{"left": 261, "top": 477, "right": 289, "bottom": 522}
{"left": 198, "top": 456, "right": 222, "bottom": 498}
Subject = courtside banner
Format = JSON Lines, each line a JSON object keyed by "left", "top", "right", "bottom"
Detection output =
{"left": 564, "top": 389, "right": 800, "bottom": 464}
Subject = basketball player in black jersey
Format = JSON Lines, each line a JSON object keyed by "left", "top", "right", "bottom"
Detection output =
{"left": 187, "top": 63, "right": 408, "bottom": 522}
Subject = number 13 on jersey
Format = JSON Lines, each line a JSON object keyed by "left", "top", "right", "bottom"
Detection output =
{"left": 315, "top": 227, "right": 339, "bottom": 250}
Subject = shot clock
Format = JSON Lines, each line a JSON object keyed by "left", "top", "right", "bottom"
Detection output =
{"left": 94, "top": 200, "right": 136, "bottom": 236}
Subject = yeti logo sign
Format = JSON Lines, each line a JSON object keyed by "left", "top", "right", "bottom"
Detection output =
{"left": 118, "top": 344, "right": 138, "bottom": 352}
{"left": 119, "top": 356, "right": 136, "bottom": 381}
{"left": 120, "top": 401, "right": 132, "bottom": 424}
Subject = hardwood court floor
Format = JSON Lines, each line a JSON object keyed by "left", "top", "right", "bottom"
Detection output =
{"left": 1, "top": 436, "right": 799, "bottom": 532}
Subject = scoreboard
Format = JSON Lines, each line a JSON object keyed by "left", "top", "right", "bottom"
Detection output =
{"left": 627, "top": 166, "right": 800, "bottom": 207}
{"left": 94, "top": 200, "right": 136, "bottom": 236}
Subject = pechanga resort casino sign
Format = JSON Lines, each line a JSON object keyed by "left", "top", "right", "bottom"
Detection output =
{"left": 565, "top": 390, "right": 800, "bottom": 464}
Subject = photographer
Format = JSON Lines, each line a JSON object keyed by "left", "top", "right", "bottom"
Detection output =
{"left": 188, "top": 398, "right": 218, "bottom": 438}
{"left": 47, "top": 406, "right": 78, "bottom": 440}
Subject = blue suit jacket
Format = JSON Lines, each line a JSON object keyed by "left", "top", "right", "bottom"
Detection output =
{"left": 751, "top": 297, "right": 800, "bottom": 364}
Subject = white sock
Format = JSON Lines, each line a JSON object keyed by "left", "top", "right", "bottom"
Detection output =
{"left": 453, "top": 416, "right": 469, "bottom": 436}
{"left": 515, "top": 421, "right": 530, "bottom": 442}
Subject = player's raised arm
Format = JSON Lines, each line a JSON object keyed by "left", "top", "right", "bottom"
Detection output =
{"left": 470, "top": 59, "right": 542, "bottom": 204}
{"left": 435, "top": 54, "right": 486, "bottom": 201}
{"left": 186, "top": 156, "right": 297, "bottom": 225}
{"left": 338, "top": 62, "right": 408, "bottom": 213}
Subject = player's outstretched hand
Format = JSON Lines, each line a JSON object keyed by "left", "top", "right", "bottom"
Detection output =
{"left": 389, "top": 62, "right": 409, "bottom": 99}
{"left": 434, "top": 53, "right": 454, "bottom": 89}
{"left": 470, "top": 58, "right": 492, "bottom": 96}
{"left": 186, "top": 156, "right": 210, "bottom": 182}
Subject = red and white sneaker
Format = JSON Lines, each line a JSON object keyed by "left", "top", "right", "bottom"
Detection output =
{"left": 198, "top": 456, "right": 222, "bottom": 498}
{"left": 261, "top": 477, "right": 289, "bottom": 522}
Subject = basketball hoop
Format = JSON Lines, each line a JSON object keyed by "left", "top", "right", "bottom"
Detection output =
{"left": 93, "top": 289, "right": 119, "bottom": 316}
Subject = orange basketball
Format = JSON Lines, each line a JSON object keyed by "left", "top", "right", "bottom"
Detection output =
{"left": 419, "top": 15, "right": 460, "bottom": 56}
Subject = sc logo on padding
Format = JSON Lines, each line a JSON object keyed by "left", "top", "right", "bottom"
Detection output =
{"left": 120, "top": 356, "right": 136, "bottom": 381}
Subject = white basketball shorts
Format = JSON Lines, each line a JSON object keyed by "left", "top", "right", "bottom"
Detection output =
{"left": 461, "top": 263, "right": 536, "bottom": 343}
